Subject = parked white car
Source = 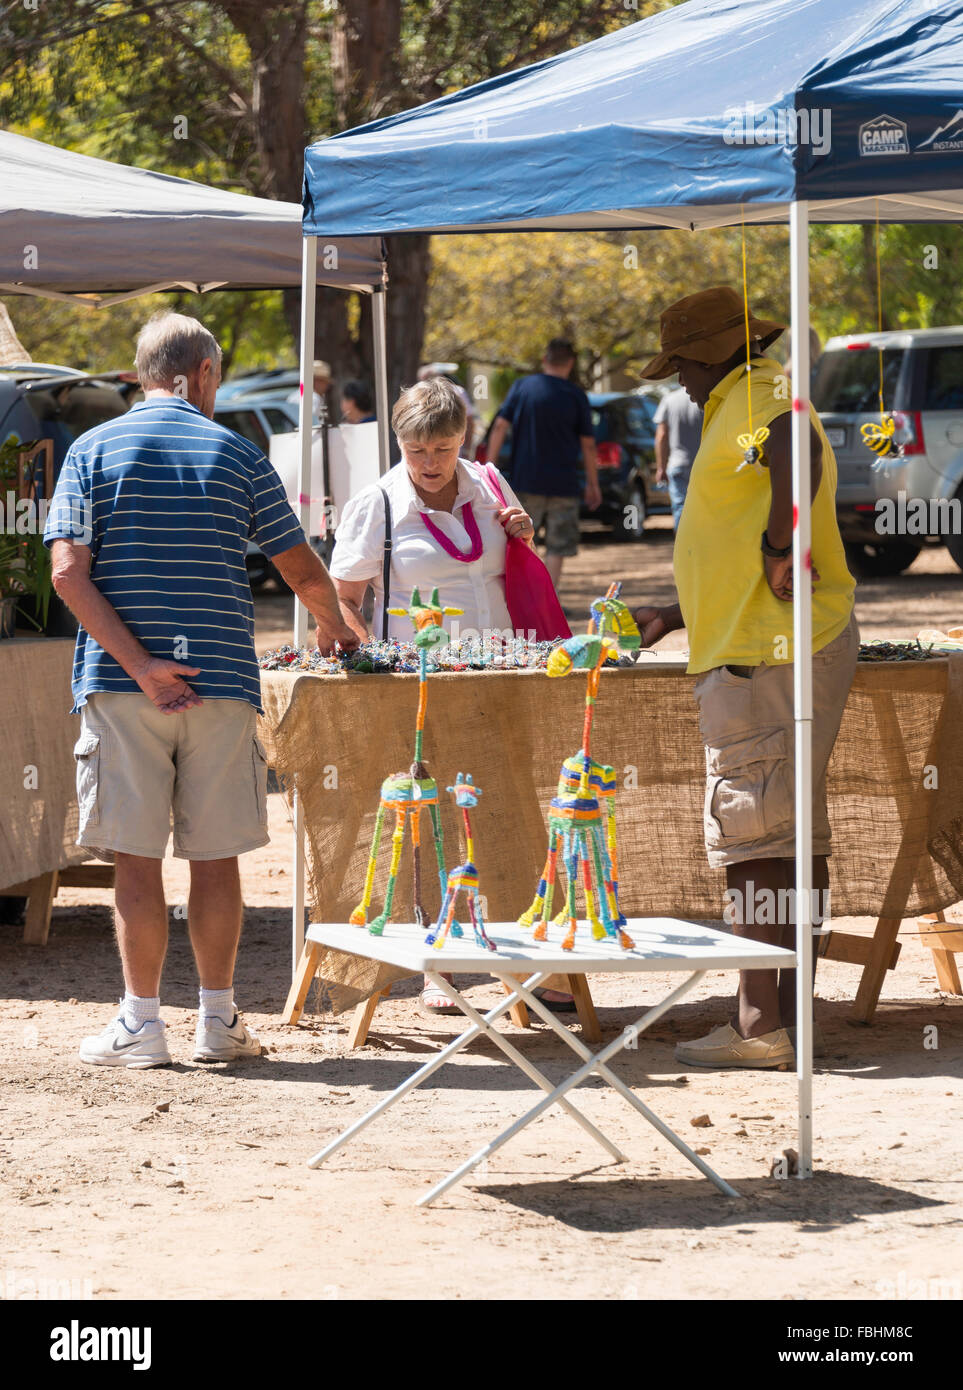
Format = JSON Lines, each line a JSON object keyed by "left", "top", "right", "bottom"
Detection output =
{"left": 814, "top": 327, "right": 963, "bottom": 576}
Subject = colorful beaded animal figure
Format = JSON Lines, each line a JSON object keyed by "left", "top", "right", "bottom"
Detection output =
{"left": 424, "top": 773, "right": 496, "bottom": 953}
{"left": 519, "top": 581, "right": 640, "bottom": 952}
{"left": 350, "top": 587, "right": 462, "bottom": 936}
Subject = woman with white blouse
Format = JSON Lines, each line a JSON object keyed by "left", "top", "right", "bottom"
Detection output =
{"left": 330, "top": 377, "right": 574, "bottom": 1015}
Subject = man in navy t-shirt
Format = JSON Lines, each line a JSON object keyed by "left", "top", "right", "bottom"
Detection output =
{"left": 487, "top": 338, "right": 600, "bottom": 588}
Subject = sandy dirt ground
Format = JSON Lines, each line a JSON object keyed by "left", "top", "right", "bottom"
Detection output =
{"left": 2, "top": 522, "right": 961, "bottom": 1302}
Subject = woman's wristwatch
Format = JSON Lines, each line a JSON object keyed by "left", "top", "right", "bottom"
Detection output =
{"left": 761, "top": 529, "right": 792, "bottom": 559}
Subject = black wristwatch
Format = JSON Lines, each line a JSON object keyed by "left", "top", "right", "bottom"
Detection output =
{"left": 761, "top": 529, "right": 792, "bottom": 559}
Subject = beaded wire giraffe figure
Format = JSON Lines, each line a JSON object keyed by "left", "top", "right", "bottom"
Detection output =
{"left": 350, "top": 587, "right": 463, "bottom": 936}
{"left": 519, "top": 581, "right": 640, "bottom": 952}
{"left": 424, "top": 773, "right": 496, "bottom": 952}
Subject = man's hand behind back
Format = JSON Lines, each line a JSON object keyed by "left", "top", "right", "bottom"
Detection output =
{"left": 134, "top": 657, "right": 203, "bottom": 714}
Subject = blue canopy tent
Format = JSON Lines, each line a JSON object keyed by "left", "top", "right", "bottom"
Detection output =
{"left": 297, "top": 0, "right": 963, "bottom": 1180}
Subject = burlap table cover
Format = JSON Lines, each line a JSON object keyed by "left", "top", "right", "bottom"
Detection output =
{"left": 260, "top": 654, "right": 963, "bottom": 1014}
{"left": 0, "top": 636, "right": 91, "bottom": 891}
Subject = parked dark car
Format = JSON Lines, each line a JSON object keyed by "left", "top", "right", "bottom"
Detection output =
{"left": 583, "top": 391, "right": 669, "bottom": 540}
{"left": 1, "top": 367, "right": 131, "bottom": 635}
{"left": 476, "top": 389, "right": 668, "bottom": 540}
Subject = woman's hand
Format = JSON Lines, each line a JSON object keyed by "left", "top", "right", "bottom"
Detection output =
{"left": 497, "top": 505, "right": 535, "bottom": 546}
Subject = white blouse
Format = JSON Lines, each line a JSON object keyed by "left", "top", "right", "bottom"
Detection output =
{"left": 330, "top": 457, "right": 523, "bottom": 643}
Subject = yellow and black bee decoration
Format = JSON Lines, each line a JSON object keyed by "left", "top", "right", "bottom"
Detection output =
{"left": 860, "top": 415, "right": 901, "bottom": 465}
{"left": 736, "top": 424, "right": 770, "bottom": 475}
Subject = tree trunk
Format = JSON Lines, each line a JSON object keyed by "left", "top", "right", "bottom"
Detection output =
{"left": 220, "top": 1, "right": 357, "bottom": 375}
{"left": 861, "top": 223, "right": 892, "bottom": 332}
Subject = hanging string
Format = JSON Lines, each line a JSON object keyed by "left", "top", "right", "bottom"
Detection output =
{"left": 875, "top": 197, "right": 885, "bottom": 419}
{"left": 861, "top": 198, "right": 898, "bottom": 461}
{"left": 741, "top": 207, "right": 755, "bottom": 435}
{"left": 736, "top": 205, "right": 769, "bottom": 474}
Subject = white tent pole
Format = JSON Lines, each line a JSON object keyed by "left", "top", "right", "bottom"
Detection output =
{"left": 372, "top": 286, "right": 391, "bottom": 476}
{"left": 291, "top": 233, "right": 317, "bottom": 973}
{"left": 294, "top": 234, "right": 318, "bottom": 647}
{"left": 789, "top": 199, "right": 813, "bottom": 1180}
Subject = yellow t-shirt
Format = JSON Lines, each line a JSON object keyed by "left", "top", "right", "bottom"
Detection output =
{"left": 674, "top": 357, "right": 854, "bottom": 674}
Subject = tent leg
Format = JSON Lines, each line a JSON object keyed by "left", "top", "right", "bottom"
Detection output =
{"left": 372, "top": 287, "right": 391, "bottom": 476}
{"left": 789, "top": 199, "right": 813, "bottom": 1180}
{"left": 291, "top": 234, "right": 317, "bottom": 977}
{"left": 294, "top": 234, "right": 317, "bottom": 648}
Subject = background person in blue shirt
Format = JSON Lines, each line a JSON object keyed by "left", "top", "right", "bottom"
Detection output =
{"left": 487, "top": 338, "right": 601, "bottom": 591}
{"left": 44, "top": 311, "right": 358, "bottom": 1071}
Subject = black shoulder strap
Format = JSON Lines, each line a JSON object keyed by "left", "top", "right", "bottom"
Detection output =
{"left": 379, "top": 484, "right": 392, "bottom": 640}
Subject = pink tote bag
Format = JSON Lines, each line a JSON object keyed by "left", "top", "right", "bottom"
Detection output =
{"left": 483, "top": 464, "right": 572, "bottom": 642}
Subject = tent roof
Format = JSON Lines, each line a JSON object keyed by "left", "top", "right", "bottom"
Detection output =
{"left": 303, "top": 0, "right": 963, "bottom": 236}
{"left": 0, "top": 131, "right": 384, "bottom": 301}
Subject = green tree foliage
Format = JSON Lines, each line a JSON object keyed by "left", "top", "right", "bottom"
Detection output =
{"left": 1, "top": 1, "right": 958, "bottom": 392}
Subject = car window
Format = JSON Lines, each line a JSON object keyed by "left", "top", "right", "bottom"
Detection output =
{"left": 812, "top": 347, "right": 905, "bottom": 414}
{"left": 217, "top": 410, "right": 268, "bottom": 451}
{"left": 23, "top": 383, "right": 128, "bottom": 475}
{"left": 592, "top": 407, "right": 615, "bottom": 443}
{"left": 922, "top": 347, "right": 963, "bottom": 410}
{"left": 263, "top": 407, "right": 296, "bottom": 434}
{"left": 623, "top": 400, "right": 654, "bottom": 440}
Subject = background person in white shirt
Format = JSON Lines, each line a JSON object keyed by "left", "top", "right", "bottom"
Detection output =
{"left": 330, "top": 377, "right": 575, "bottom": 1014}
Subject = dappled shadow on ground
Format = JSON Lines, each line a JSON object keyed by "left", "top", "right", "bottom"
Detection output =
{"left": 470, "top": 1170, "right": 945, "bottom": 1233}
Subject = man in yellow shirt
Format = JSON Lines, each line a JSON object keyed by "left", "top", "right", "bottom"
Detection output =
{"left": 632, "top": 286, "right": 857, "bottom": 1069}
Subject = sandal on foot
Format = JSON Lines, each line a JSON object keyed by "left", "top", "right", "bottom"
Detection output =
{"left": 419, "top": 977, "right": 460, "bottom": 1016}
{"left": 531, "top": 987, "right": 577, "bottom": 1014}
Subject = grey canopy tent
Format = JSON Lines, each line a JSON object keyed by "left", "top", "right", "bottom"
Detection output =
{"left": 0, "top": 129, "right": 384, "bottom": 300}
{"left": 298, "top": 0, "right": 963, "bottom": 1179}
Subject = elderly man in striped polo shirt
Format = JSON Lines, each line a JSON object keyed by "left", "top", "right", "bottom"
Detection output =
{"left": 44, "top": 311, "right": 358, "bottom": 1069}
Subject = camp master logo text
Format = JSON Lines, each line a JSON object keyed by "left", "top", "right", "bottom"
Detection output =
{"left": 858, "top": 115, "right": 909, "bottom": 157}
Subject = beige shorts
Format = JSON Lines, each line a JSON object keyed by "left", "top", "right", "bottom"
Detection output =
{"left": 692, "top": 613, "right": 858, "bottom": 868}
{"left": 74, "top": 693, "right": 270, "bottom": 862}
{"left": 515, "top": 492, "right": 581, "bottom": 557}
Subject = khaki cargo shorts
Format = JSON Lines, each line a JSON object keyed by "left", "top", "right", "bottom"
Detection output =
{"left": 692, "top": 613, "right": 859, "bottom": 868}
{"left": 515, "top": 492, "right": 581, "bottom": 557}
{"left": 74, "top": 693, "right": 270, "bottom": 862}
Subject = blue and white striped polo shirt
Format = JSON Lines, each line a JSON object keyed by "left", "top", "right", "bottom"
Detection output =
{"left": 43, "top": 395, "right": 304, "bottom": 712}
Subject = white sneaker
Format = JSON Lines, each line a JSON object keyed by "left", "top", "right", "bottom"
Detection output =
{"left": 79, "top": 1015, "right": 171, "bottom": 1069}
{"left": 193, "top": 1012, "right": 261, "bottom": 1062}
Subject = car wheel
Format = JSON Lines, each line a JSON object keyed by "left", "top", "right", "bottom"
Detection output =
{"left": 943, "top": 483, "right": 963, "bottom": 573}
{"left": 614, "top": 482, "right": 647, "bottom": 542}
{"left": 844, "top": 540, "right": 922, "bottom": 578}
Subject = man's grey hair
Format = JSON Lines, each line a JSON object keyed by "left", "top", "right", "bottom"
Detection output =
{"left": 134, "top": 311, "right": 222, "bottom": 388}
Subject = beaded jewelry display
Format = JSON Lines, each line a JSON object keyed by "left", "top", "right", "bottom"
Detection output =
{"left": 519, "top": 581, "right": 640, "bottom": 952}
{"left": 350, "top": 587, "right": 462, "bottom": 936}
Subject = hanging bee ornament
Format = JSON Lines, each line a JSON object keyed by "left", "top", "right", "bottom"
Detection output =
{"left": 736, "top": 424, "right": 770, "bottom": 475}
{"left": 861, "top": 415, "right": 902, "bottom": 468}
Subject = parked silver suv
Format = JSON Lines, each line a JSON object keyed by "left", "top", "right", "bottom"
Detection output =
{"left": 814, "top": 327, "right": 963, "bottom": 575}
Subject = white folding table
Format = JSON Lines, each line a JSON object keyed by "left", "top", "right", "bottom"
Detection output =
{"left": 304, "top": 919, "right": 797, "bottom": 1205}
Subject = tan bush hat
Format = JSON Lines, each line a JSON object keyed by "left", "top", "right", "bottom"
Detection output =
{"left": 639, "top": 285, "right": 785, "bottom": 380}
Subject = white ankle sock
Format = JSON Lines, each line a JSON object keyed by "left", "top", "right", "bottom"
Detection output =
{"left": 199, "top": 987, "right": 235, "bottom": 1024}
{"left": 122, "top": 993, "right": 160, "bottom": 1032}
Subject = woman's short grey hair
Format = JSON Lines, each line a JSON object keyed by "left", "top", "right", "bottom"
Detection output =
{"left": 134, "top": 311, "right": 222, "bottom": 389}
{"left": 392, "top": 377, "right": 467, "bottom": 443}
